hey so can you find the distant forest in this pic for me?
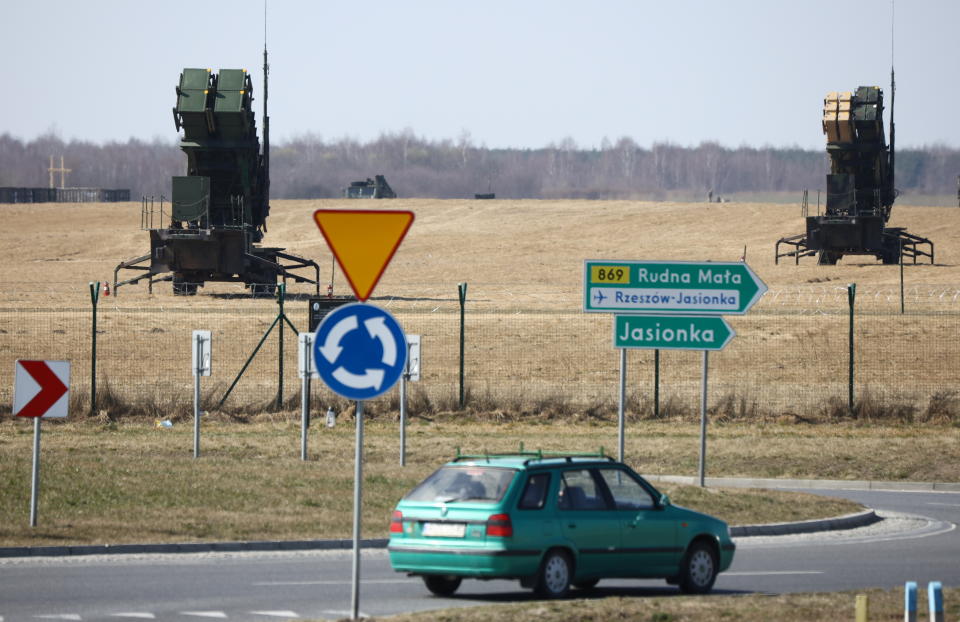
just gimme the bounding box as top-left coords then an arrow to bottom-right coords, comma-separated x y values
1,131 -> 958,202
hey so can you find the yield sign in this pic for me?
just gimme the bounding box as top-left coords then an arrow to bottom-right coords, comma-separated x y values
313,209 -> 414,301
13,360 -> 70,418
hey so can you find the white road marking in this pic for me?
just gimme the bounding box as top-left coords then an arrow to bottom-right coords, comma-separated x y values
35,616 -> 82,621
718,570 -> 823,578
180,613 -> 228,619
250,612 -> 299,618
254,578 -> 415,586
110,615 -> 156,619
927,502 -> 960,507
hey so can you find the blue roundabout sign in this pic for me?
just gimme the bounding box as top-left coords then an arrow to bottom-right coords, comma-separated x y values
312,303 -> 407,400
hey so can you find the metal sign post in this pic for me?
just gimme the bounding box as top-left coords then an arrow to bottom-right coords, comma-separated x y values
699,351 -> 709,487
192,330 -> 212,458
400,335 -> 420,466
617,348 -> 626,462
30,417 -> 41,527
298,332 -> 317,460
351,399 -> 364,621
399,372 -> 407,465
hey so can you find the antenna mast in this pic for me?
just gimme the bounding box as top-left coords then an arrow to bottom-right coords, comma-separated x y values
263,1 -> 270,205
889,0 -> 896,198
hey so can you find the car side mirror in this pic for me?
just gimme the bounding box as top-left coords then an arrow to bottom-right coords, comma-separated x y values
658,493 -> 671,508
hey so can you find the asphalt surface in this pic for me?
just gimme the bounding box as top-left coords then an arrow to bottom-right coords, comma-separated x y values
0,486 -> 956,621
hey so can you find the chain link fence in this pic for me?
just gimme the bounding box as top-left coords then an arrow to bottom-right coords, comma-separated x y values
1,285 -> 958,420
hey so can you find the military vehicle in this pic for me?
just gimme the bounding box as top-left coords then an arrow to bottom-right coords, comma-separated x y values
343,175 -> 397,199
776,72 -> 933,265
114,49 -> 319,295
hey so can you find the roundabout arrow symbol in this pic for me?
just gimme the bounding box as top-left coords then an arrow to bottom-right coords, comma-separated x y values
364,316 -> 397,366
333,366 -> 386,390
319,315 -> 358,364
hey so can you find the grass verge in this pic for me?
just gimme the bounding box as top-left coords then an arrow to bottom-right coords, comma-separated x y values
0,418 -> 877,547
347,587 -> 960,622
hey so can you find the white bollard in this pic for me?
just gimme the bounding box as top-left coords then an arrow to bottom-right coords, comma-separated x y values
928,582 -> 943,622
904,581 -> 917,622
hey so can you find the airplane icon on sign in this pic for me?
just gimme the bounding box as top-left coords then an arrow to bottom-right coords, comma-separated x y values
593,291 -> 607,304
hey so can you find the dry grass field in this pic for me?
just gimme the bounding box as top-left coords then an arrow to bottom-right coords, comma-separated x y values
1,197 -> 958,418
0,197 -> 959,308
355,587 -> 960,622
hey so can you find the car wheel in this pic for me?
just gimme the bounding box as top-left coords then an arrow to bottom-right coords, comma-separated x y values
534,549 -> 572,598
678,541 -> 718,594
573,578 -> 599,591
422,574 -> 462,596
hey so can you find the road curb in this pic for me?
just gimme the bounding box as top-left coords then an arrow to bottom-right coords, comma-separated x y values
3,475 -> 955,559
730,509 -> 880,537
0,538 -> 389,559
643,474 -> 960,493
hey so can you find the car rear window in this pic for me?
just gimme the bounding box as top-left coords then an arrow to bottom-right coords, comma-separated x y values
404,466 -> 517,503
517,472 -> 551,510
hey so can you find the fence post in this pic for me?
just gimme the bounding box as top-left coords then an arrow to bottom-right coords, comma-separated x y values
276,283 -> 285,410
458,282 -> 467,409
88,281 -> 100,414
900,238 -> 905,314
847,282 -> 856,416
654,349 -> 660,418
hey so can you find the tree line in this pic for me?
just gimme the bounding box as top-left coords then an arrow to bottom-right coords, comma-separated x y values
1,131 -> 957,201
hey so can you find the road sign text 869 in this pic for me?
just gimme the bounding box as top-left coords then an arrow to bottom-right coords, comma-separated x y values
590,265 -> 629,284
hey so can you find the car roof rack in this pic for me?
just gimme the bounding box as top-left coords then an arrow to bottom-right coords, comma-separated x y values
452,442 -> 616,465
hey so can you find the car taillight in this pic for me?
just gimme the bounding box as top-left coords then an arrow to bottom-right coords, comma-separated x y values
486,513 -> 513,537
390,510 -> 403,533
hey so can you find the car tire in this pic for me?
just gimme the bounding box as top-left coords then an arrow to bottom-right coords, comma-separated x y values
678,541 -> 718,594
573,578 -> 599,591
422,574 -> 462,596
534,549 -> 572,598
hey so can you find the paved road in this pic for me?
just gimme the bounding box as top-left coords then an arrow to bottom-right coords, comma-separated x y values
0,488 -> 956,621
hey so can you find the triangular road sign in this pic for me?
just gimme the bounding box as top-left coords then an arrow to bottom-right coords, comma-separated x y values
313,209 -> 414,301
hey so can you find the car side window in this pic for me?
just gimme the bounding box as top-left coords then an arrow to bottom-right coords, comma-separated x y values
517,473 -> 550,510
597,468 -> 656,510
557,469 -> 610,511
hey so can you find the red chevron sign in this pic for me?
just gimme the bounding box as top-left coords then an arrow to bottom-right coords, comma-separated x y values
14,360 -> 70,418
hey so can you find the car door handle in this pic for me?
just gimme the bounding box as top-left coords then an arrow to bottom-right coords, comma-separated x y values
567,523 -> 577,529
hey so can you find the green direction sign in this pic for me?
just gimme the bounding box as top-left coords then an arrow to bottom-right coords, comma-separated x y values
584,259 -> 767,315
614,314 -> 734,351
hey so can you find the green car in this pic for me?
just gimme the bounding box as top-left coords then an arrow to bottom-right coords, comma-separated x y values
388,450 -> 735,598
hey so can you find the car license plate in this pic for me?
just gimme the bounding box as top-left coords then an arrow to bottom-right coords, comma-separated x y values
422,522 -> 466,537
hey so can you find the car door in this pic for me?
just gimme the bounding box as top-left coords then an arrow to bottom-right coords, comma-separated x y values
556,468 -> 622,576
596,468 -> 680,576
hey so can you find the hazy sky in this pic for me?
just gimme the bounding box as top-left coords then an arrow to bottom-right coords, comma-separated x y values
4,0 -> 959,150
